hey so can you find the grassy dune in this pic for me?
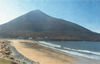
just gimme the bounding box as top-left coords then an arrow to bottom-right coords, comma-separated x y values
0,58 -> 13,64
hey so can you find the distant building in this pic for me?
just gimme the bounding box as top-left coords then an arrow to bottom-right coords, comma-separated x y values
17,36 -> 24,39
44,36 -> 48,39
29,37 -> 33,40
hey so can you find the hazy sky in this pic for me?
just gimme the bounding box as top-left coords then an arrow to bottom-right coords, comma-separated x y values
0,0 -> 100,33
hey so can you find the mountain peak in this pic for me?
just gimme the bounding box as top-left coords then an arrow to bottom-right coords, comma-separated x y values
27,10 -> 49,17
29,10 -> 42,13
29,10 -> 45,14
33,9 -> 42,12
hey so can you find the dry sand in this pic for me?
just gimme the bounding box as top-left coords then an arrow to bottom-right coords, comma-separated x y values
10,40 -> 72,64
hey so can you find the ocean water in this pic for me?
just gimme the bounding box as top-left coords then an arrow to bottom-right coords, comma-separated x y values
39,41 -> 100,60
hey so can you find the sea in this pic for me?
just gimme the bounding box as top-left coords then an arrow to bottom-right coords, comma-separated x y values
39,41 -> 100,60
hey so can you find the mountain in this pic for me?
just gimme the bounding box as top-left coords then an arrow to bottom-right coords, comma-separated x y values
0,10 -> 100,41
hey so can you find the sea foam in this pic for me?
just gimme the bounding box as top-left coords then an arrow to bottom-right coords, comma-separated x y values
39,41 -> 100,60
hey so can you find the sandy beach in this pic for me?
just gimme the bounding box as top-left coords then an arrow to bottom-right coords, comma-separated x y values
10,40 -> 72,64
8,39 -> 100,64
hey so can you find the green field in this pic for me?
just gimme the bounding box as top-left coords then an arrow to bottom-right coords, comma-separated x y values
0,58 -> 14,64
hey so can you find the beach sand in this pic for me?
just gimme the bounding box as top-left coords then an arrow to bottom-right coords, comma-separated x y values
10,40 -> 72,64
9,39 -> 100,64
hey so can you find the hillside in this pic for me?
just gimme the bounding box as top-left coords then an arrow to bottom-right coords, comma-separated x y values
0,10 -> 100,41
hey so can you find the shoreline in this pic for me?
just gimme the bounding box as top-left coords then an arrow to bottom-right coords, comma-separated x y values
0,39 -> 100,64
10,40 -> 73,64
38,41 -> 100,64
9,39 -> 100,64
38,41 -> 100,60
36,41 -> 100,64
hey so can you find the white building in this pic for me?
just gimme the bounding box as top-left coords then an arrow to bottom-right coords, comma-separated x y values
29,37 -> 33,40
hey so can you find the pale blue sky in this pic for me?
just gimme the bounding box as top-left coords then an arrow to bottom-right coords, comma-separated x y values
0,0 -> 100,33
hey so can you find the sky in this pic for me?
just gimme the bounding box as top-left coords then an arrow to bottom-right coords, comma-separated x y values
0,0 -> 100,33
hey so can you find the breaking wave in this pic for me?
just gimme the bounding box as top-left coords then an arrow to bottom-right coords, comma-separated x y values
39,41 -> 100,60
